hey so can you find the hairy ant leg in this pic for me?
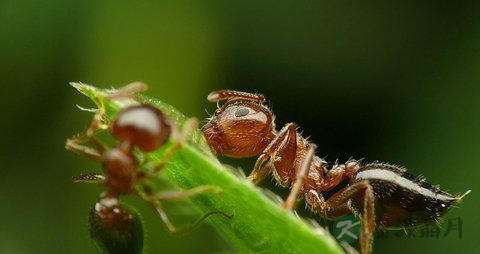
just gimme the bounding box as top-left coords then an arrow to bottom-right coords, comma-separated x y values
305,191 -> 351,220
249,123 -> 297,185
284,144 -> 316,209
306,181 -> 376,254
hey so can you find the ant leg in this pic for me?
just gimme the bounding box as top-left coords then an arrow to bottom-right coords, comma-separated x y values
154,185 -> 223,201
66,97 -> 108,161
72,173 -> 105,184
66,138 -> 103,161
284,144 -> 316,210
306,181 -> 376,254
149,118 -> 199,175
248,153 -> 273,184
305,190 -> 351,220
249,123 -> 297,185
207,90 -> 265,103
138,193 -> 232,235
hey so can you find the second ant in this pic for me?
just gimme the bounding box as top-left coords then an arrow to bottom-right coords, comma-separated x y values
202,89 -> 470,254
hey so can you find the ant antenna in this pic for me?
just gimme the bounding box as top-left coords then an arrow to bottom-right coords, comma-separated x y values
207,90 -> 265,103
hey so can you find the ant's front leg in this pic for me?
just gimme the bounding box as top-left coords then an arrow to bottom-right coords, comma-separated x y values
248,123 -> 297,186
66,97 -> 108,161
306,181 -> 376,254
284,144 -> 316,209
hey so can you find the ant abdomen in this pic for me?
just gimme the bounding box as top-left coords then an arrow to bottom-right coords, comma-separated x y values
112,104 -> 172,152
89,193 -> 143,254
350,163 -> 460,228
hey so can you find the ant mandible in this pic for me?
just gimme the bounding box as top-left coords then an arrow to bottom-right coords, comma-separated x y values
202,90 -> 470,254
67,83 -> 231,254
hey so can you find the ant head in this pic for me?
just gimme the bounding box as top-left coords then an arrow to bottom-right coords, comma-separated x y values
112,104 -> 171,152
203,91 -> 275,158
89,193 -> 143,254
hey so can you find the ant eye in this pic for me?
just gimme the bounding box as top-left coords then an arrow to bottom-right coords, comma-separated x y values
234,108 -> 250,118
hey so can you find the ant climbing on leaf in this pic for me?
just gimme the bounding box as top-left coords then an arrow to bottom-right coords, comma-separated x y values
202,90 -> 470,254
66,83 -> 232,254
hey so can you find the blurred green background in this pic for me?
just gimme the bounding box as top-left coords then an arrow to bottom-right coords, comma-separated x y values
0,1 -> 478,253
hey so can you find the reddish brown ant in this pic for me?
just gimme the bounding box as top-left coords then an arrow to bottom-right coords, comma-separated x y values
202,90 -> 470,254
67,83 -> 231,254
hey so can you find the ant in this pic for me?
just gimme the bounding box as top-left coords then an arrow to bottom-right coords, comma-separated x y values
66,83 -> 232,254
202,90 -> 470,254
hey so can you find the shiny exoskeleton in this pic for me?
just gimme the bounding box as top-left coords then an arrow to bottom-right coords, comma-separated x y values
67,84 -> 230,254
203,90 -> 470,254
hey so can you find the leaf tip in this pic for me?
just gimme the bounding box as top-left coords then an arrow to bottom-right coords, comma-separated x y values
70,81 -> 86,93
70,82 -> 99,98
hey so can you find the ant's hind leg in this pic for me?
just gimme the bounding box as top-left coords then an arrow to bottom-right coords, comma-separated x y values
306,181 -> 376,254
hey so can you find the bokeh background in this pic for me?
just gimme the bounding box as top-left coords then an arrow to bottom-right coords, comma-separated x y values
1,1 -> 479,253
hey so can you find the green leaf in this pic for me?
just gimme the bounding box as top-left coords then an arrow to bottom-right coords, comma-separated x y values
69,82 -> 344,254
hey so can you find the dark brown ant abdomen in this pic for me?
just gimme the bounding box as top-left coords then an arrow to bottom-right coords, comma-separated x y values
350,163 -> 458,228
89,193 -> 143,254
